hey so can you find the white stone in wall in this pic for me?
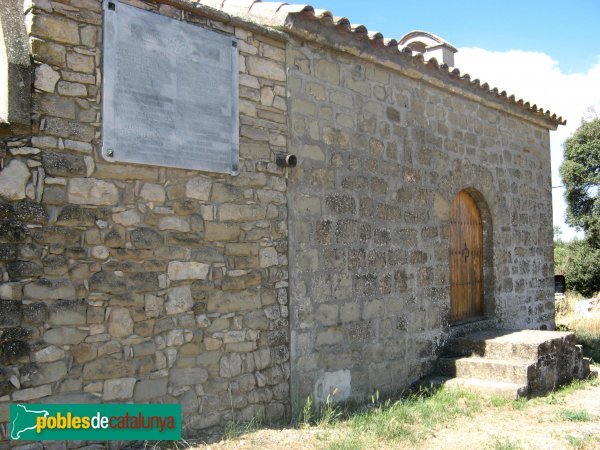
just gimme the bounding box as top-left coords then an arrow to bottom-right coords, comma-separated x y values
9,147 -> 41,156
0,283 -> 21,300
68,178 -> 119,205
219,353 -> 242,378
108,308 -> 134,338
0,160 -> 30,200
91,245 -> 110,260
35,64 -> 60,93
112,209 -> 141,226
145,294 -> 161,318
259,247 -> 278,268
165,286 -> 193,315
166,330 -> 184,347
185,177 -> 211,200
103,378 -> 137,401
33,346 -> 65,363
158,216 -> 190,232
140,183 -> 166,203
167,261 -> 209,281
84,156 -> 94,176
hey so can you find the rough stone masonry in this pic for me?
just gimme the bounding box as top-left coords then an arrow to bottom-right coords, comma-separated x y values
0,0 -> 564,443
0,0 -> 291,439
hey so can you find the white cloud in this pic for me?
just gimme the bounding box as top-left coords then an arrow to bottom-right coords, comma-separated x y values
455,49 -> 600,241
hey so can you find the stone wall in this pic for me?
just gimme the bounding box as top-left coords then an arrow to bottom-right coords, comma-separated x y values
286,38 -> 555,407
0,0 -> 291,438
0,0 -> 559,440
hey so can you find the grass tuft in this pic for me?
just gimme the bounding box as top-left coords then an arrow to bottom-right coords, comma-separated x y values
564,433 -> 600,449
488,435 -> 524,450
325,386 -> 481,448
490,396 -> 510,407
297,390 -> 343,429
317,391 -> 343,427
558,408 -> 593,422
511,398 -> 528,410
297,395 -> 314,428
222,416 -> 263,440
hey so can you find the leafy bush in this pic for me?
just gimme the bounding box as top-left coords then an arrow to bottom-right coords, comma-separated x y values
559,118 -> 600,248
554,239 -> 600,297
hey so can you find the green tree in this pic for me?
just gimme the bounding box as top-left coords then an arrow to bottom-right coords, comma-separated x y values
559,118 -> 600,247
560,240 -> 600,297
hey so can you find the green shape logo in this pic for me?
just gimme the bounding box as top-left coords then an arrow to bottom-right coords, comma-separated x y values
9,403 -> 181,440
10,404 -> 50,439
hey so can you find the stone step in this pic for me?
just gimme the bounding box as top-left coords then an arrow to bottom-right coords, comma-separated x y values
437,356 -> 534,384
424,375 -> 528,399
448,329 -> 576,361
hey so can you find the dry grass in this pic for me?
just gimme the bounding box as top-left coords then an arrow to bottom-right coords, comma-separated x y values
555,292 -> 581,318
556,292 -> 600,363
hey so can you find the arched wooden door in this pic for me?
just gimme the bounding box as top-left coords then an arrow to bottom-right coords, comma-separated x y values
450,191 -> 483,322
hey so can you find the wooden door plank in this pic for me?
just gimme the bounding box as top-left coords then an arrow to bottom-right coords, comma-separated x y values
450,191 -> 483,321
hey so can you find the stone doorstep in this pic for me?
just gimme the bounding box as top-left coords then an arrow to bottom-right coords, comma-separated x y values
424,375 -> 529,399
447,329 -> 576,361
427,329 -> 593,399
437,356 -> 534,385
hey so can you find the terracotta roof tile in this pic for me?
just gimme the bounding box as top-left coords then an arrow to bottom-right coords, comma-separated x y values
201,0 -> 565,128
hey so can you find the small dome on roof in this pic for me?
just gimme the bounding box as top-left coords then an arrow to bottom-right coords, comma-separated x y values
399,30 -> 457,66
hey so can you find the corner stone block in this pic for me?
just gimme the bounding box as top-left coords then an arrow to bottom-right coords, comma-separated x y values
167,261 -> 210,281
247,56 -> 285,81
31,15 -> 80,46
68,178 -> 119,206
165,286 -> 194,315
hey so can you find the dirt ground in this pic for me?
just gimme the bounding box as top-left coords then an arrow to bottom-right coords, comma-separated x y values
197,381 -> 600,450
420,383 -> 600,450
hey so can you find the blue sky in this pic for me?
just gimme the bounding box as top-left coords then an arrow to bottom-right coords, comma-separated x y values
309,0 -> 600,240
311,0 -> 600,73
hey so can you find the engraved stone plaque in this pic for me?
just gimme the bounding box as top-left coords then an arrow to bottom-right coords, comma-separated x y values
102,0 -> 239,175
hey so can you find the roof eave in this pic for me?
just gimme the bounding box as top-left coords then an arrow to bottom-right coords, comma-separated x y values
279,12 -> 565,130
